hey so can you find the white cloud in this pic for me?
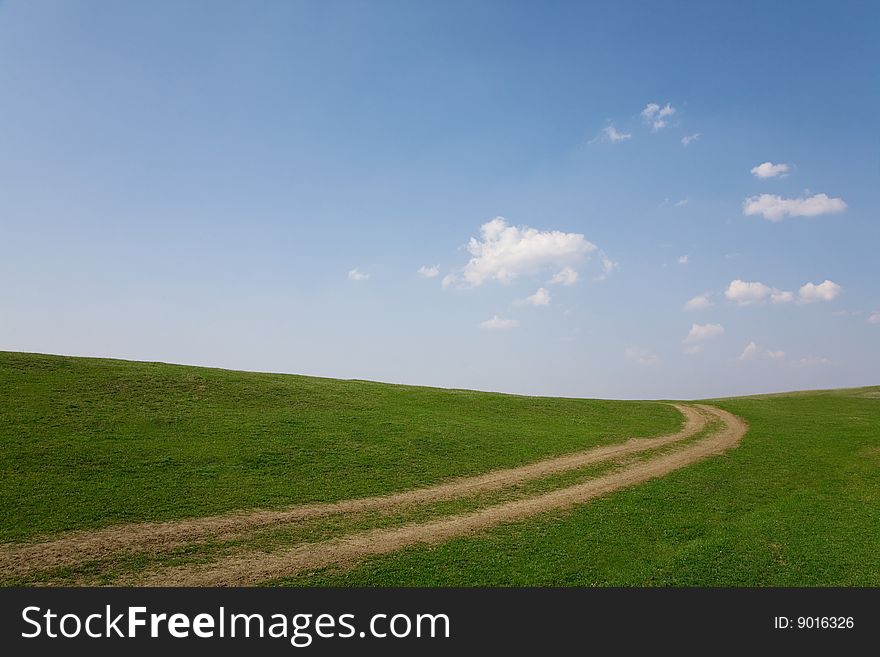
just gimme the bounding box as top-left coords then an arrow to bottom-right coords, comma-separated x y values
592,123 -> 632,143
417,265 -> 440,278
739,341 -> 786,361
624,346 -> 660,365
677,255 -> 689,265
479,315 -> 519,330
455,217 -> 598,287
681,133 -> 700,146
599,251 -> 618,276
798,280 -> 842,303
867,311 -> 880,325
739,341 -> 760,361
750,162 -> 790,179
791,356 -> 831,368
725,279 -> 773,305
641,102 -> 676,130
725,278 -> 840,305
724,279 -> 794,306
771,290 -> 794,304
441,273 -> 457,289
683,345 -> 704,355
674,198 -> 689,207
550,266 -> 579,286
742,193 -> 847,221
684,323 -> 725,343
684,294 -> 713,311
347,268 -> 370,281
525,287 -> 551,306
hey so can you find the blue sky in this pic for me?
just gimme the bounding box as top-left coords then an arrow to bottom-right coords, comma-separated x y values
1,0 -> 878,398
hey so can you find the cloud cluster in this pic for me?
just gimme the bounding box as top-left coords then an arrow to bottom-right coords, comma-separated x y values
417,265 -> 439,278
449,217 -> 597,287
750,162 -> 789,179
743,193 -> 847,221
641,102 -> 676,130
724,279 -> 840,305
725,280 -> 787,305
798,280 -> 842,303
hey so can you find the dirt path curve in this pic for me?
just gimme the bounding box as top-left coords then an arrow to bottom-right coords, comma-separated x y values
1,404 -> 707,578
131,405 -> 746,586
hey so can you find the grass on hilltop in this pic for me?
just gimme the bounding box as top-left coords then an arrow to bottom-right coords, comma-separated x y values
277,387 -> 880,586
0,351 -> 678,543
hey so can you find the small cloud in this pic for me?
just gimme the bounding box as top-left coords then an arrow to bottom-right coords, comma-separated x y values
725,279 -> 794,306
798,280 -> 842,303
724,252 -> 741,260
739,341 -> 786,361
591,123 -> 632,143
868,311 -> 880,325
624,346 -> 660,365
678,255 -> 689,265
683,345 -> 704,355
750,161 -> 790,179
347,268 -> 370,281
771,290 -> 794,304
684,294 -> 713,311
599,251 -> 618,275
641,102 -> 676,130
725,279 -> 772,305
417,265 -> 440,278
684,323 -> 725,343
453,217 -> 598,287
524,287 -> 551,307
674,198 -> 689,207
441,274 -> 457,289
479,315 -> 519,330
681,133 -> 701,146
791,356 -> 831,368
743,193 -> 846,221
550,266 -> 579,286
739,341 -> 760,361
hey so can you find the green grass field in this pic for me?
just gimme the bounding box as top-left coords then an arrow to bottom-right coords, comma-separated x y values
0,351 -> 678,543
1,351 -> 878,586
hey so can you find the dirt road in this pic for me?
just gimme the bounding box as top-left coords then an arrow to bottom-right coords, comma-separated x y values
0,404 -> 710,578
128,404 -> 746,586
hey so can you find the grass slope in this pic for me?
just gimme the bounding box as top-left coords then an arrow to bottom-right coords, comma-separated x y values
0,351 -> 679,543
281,387 -> 880,586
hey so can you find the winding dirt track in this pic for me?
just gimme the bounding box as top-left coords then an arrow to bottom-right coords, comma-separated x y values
1,404 -> 709,578
128,404 -> 746,586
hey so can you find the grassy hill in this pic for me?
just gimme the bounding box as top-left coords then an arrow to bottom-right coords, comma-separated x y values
0,351 -> 678,543
1,351 -> 877,586
283,387 -> 880,587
